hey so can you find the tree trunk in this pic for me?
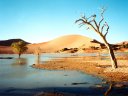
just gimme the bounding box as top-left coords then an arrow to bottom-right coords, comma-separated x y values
106,44 -> 118,69
101,36 -> 118,69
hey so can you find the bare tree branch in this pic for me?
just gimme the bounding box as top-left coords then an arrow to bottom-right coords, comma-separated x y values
88,14 -> 96,23
89,20 -> 94,23
99,7 -> 106,27
87,14 -> 96,20
87,23 -> 98,32
81,14 -> 86,20
101,24 -> 106,33
104,22 -> 109,37
78,22 -> 85,28
75,19 -> 86,24
76,18 -> 98,33
87,14 -> 100,32
94,20 -> 99,31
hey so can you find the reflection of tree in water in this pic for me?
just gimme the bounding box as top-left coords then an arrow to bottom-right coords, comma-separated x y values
12,58 -> 27,66
36,54 -> 40,64
104,81 -> 127,96
104,82 -> 113,96
34,47 -> 41,64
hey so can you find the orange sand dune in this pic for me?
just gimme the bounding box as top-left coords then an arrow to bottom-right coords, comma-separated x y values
0,46 -> 13,54
27,34 -> 100,53
0,35 -> 127,54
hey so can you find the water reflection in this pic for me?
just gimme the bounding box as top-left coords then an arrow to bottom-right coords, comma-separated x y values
12,58 -> 27,66
104,82 -> 113,96
104,81 -> 128,96
35,54 -> 40,64
0,54 -> 128,95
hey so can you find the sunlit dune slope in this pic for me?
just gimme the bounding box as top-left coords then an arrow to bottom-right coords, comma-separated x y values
27,35 -> 100,53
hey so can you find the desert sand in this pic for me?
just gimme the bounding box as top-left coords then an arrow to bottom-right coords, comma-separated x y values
0,46 -> 13,54
27,35 -> 101,53
0,35 -> 128,54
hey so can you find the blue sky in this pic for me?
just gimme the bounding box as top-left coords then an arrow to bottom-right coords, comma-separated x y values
0,0 -> 128,43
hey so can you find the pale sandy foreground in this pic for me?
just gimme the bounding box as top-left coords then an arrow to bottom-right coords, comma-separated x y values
32,57 -> 128,82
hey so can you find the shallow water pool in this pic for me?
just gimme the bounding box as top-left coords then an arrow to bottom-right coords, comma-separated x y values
0,54 -> 128,96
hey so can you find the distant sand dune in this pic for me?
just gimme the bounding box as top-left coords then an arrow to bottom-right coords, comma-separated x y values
27,34 -> 100,53
0,35 -> 127,54
0,46 -> 13,54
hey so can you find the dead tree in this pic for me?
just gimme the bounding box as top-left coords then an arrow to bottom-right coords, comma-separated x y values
76,8 -> 118,69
